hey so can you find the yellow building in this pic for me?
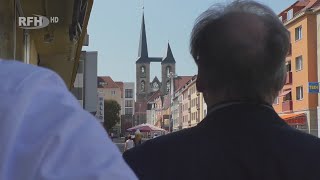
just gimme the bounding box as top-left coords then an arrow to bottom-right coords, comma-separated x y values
0,0 -> 93,88
275,1 -> 319,136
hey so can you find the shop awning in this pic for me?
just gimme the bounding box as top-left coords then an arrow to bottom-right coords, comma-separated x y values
280,113 -> 306,125
279,89 -> 292,97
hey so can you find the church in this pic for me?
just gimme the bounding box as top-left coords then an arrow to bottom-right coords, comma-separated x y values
134,13 -> 177,125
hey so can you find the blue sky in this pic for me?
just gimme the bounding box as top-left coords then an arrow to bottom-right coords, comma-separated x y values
84,0 -> 296,82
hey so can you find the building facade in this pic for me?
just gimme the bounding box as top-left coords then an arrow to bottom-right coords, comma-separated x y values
97,76 -> 122,135
0,0 -> 93,88
121,82 -> 135,134
71,51 -> 98,115
276,1 -> 319,136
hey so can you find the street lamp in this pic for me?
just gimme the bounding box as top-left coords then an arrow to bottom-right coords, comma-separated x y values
168,72 -> 178,133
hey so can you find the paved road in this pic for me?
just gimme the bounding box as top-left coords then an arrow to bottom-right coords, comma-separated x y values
112,138 -> 125,153
112,138 -> 149,154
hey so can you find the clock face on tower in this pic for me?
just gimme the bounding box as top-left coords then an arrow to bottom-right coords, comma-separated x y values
153,82 -> 159,88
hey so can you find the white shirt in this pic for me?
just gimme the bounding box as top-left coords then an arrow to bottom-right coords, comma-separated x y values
125,140 -> 134,150
0,60 -> 137,180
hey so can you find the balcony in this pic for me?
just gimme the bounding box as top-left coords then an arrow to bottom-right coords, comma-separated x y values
287,43 -> 292,56
282,100 -> 293,112
285,72 -> 292,85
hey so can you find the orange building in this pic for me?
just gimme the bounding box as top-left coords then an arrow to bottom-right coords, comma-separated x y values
275,0 -> 319,136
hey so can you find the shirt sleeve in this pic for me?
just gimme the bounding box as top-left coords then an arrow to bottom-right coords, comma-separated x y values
4,68 -> 138,180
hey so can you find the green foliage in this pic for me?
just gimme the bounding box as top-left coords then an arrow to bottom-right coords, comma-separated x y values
103,100 -> 121,131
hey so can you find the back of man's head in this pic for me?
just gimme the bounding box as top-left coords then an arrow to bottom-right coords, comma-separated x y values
190,0 -> 289,104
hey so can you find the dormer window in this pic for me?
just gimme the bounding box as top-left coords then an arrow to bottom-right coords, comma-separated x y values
279,16 -> 283,22
287,9 -> 293,20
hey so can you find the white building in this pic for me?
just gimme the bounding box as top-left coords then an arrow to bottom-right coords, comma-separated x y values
72,50 -> 98,115
121,82 -> 135,133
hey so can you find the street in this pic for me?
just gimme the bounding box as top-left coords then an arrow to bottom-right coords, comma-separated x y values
113,138 -> 125,153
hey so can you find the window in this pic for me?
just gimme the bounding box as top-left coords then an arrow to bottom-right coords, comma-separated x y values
111,90 -> 116,95
141,80 -> 145,92
273,97 -> 279,105
166,66 -> 171,77
296,86 -> 303,100
125,108 -> 133,115
166,81 -> 170,92
141,66 -> 146,77
295,26 -> 302,40
125,100 -> 133,107
125,89 -> 133,98
295,56 -> 303,71
287,9 -> 293,20
286,61 -> 291,72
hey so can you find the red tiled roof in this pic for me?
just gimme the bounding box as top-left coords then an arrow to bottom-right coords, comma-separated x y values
115,82 -> 124,98
97,76 -> 120,89
278,0 -> 320,18
174,76 -> 193,93
147,90 -> 162,102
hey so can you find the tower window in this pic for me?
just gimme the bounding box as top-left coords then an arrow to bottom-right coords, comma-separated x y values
141,66 -> 146,77
166,66 -> 171,77
166,81 -> 170,92
141,80 -> 145,92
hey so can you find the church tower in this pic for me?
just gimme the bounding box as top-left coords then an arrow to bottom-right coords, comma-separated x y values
136,13 -> 151,101
161,43 -> 176,94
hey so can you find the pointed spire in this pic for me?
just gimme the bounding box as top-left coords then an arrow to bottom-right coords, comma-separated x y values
138,13 -> 148,58
162,42 -> 176,64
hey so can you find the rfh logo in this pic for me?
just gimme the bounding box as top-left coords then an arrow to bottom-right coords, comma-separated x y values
18,15 -> 59,29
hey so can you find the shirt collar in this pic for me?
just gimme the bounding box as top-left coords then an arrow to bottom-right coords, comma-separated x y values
207,100 -> 274,116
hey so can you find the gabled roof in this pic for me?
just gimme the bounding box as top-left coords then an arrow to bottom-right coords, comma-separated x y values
151,76 -> 160,84
97,76 -> 120,89
147,90 -> 162,102
174,76 -> 193,93
162,43 -> 176,64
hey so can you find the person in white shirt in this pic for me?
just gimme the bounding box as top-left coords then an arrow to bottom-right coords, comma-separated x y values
124,136 -> 134,151
0,60 -> 137,180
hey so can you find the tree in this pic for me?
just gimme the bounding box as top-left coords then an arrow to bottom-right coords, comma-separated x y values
103,100 -> 121,132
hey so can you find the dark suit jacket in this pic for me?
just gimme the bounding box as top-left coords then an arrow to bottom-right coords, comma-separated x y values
123,102 -> 320,180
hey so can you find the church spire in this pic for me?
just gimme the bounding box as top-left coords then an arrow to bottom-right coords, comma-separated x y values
138,12 -> 148,58
162,42 -> 176,64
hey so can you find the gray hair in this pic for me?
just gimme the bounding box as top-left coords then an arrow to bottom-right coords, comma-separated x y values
190,0 -> 289,103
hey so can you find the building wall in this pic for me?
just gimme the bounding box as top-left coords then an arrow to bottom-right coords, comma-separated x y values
122,82 -> 135,115
83,51 -> 98,113
189,83 -> 198,127
181,90 -> 189,129
136,63 -> 151,101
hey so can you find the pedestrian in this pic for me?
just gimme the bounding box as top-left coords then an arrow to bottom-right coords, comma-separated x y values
124,135 -> 134,152
134,129 -> 142,146
123,1 -> 320,179
0,60 -> 137,179
111,132 -> 114,142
